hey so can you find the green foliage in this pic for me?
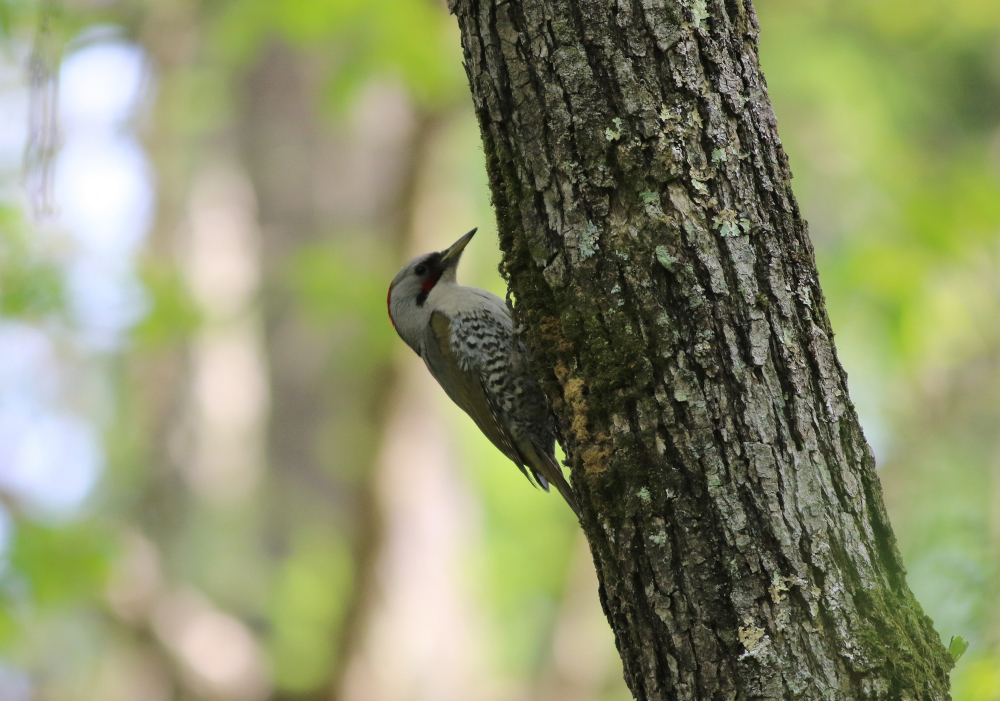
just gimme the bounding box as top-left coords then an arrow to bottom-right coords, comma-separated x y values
285,236 -> 397,369
212,0 -> 465,110
7,521 -> 113,608
0,0 -> 49,41
0,519 -> 115,650
268,528 -> 354,691
130,262 -> 201,347
0,1 -> 11,38
950,636 -> 970,663
759,0 -> 1000,445
954,653 -> 1000,700
0,210 -> 62,318
456,418 -> 578,674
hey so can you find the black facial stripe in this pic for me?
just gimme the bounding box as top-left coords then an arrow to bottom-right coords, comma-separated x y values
415,253 -> 445,307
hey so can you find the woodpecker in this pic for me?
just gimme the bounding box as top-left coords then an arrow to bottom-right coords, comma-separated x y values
387,229 -> 579,516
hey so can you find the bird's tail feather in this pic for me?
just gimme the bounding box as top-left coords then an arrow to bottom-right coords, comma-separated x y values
523,444 -> 579,518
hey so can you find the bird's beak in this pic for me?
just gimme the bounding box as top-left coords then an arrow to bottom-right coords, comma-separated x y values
440,228 -> 477,267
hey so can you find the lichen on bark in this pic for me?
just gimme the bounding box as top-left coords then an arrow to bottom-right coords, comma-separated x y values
452,0 -> 954,698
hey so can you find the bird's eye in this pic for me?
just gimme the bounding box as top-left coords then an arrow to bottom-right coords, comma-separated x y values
414,264 -> 427,276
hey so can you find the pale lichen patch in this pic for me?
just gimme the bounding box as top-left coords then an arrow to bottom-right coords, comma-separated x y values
738,623 -> 768,659
689,0 -> 708,28
655,245 -> 677,270
580,221 -> 600,259
769,574 -> 797,604
605,117 -> 623,141
567,221 -> 601,264
713,208 -> 740,238
641,189 -> 666,219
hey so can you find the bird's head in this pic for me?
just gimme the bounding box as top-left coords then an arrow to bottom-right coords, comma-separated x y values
387,228 -> 476,347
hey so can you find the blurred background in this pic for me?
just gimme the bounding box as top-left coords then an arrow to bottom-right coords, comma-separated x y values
0,0 -> 996,699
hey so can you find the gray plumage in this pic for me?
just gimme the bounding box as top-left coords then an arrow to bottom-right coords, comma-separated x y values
387,229 -> 578,516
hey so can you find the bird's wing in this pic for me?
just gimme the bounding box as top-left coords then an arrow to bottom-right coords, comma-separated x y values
423,311 -> 536,486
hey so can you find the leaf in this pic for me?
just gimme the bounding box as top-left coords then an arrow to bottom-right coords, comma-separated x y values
948,636 -> 969,663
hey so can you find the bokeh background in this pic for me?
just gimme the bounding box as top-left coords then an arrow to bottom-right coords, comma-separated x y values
0,0 -> 997,699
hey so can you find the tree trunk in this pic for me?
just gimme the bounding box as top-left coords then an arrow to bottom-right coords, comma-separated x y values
449,0 -> 953,698
239,42 -> 434,699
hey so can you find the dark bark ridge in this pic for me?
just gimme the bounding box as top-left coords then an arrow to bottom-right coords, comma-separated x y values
450,0 -> 953,698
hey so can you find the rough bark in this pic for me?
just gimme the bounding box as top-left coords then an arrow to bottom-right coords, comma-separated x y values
449,0 -> 954,698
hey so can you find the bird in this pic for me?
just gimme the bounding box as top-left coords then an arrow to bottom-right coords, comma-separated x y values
387,228 -> 579,517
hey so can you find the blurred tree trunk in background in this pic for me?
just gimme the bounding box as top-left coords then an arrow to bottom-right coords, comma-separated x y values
238,42 -> 437,700
451,0 -> 954,698
102,4 -> 206,697
318,112 -> 443,701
